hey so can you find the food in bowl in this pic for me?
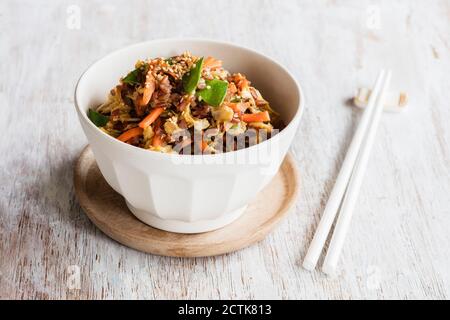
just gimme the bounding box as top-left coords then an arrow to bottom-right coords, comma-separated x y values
75,39 -> 303,233
88,52 -> 283,154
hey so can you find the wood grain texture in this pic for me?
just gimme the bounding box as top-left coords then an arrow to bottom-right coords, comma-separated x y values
74,147 -> 299,257
1,0 -> 450,299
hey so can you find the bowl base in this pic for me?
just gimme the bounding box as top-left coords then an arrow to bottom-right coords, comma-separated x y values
126,201 -> 248,234
73,146 -> 299,257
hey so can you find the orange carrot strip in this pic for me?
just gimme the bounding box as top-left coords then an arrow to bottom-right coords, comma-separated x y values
138,107 -> 165,129
227,102 -> 241,113
152,133 -> 163,147
232,73 -> 249,90
197,131 -> 208,153
241,111 -> 270,123
204,56 -> 222,69
117,127 -> 143,142
238,78 -> 249,90
201,140 -> 208,152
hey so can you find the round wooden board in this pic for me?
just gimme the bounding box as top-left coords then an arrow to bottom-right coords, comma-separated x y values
74,146 -> 300,257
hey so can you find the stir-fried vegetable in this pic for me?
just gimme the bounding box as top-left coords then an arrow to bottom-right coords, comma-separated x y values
122,68 -> 141,85
88,52 -> 282,154
139,107 -> 164,129
117,127 -> 143,142
203,56 -> 222,69
241,111 -> 270,123
151,132 -> 163,147
88,109 -> 109,127
182,57 -> 204,94
197,79 -> 228,107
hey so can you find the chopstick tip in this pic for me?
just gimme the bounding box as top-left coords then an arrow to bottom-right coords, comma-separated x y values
302,259 -> 316,271
322,264 -> 338,277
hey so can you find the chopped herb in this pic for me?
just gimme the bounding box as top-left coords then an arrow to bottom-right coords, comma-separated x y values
88,109 -> 109,127
182,57 -> 204,94
231,96 -> 242,103
196,79 -> 228,107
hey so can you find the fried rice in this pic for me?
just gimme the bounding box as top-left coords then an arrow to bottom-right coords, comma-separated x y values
88,52 -> 282,154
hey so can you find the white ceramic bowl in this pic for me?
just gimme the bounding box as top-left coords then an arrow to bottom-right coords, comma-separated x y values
75,39 -> 304,233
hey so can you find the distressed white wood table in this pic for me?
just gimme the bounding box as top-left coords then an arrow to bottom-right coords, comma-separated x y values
1,0 -> 449,299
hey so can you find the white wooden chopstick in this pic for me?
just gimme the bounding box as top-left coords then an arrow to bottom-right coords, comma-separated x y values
302,70 -> 387,271
322,70 -> 392,275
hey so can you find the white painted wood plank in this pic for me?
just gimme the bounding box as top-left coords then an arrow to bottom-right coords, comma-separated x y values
1,0 -> 449,299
